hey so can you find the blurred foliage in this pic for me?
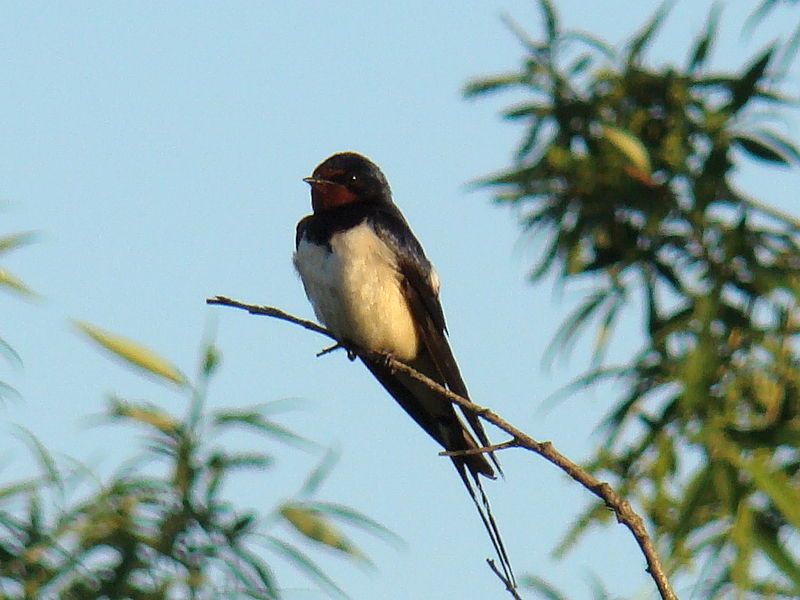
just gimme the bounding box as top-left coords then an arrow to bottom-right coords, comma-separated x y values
524,572 -> 617,600
467,1 -> 800,598
0,230 -> 37,301
0,326 -> 396,599
0,227 -> 37,403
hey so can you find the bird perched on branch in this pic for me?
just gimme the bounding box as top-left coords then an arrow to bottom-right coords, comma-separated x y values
293,151 -> 514,585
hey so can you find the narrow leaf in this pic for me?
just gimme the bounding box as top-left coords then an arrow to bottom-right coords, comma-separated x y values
0,231 -> 37,255
0,479 -> 39,501
298,501 -> 404,547
627,2 -> 673,64
299,449 -> 339,498
463,73 -> 526,98
522,575 -> 568,600
15,427 -> 62,492
0,335 -> 22,367
106,397 -> 180,436
688,3 -> 721,71
212,409 -> 315,449
73,320 -> 186,385
229,547 -> 279,599
753,129 -> 800,163
0,269 -> 37,298
537,0 -> 558,42
742,455 -> 800,530
752,516 -> 800,591
732,134 -> 791,166
729,46 -> 775,112
280,503 -> 364,560
743,0 -> 779,34
562,31 -> 616,59
266,536 -> 348,598
601,125 -> 652,173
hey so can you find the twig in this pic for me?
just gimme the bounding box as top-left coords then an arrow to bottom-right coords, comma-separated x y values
439,440 -> 518,458
207,296 -> 679,600
488,558 -> 524,600
316,342 -> 345,357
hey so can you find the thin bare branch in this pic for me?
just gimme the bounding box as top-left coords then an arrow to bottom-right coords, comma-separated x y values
488,558 -> 524,600
207,296 -> 678,600
439,440 -> 519,458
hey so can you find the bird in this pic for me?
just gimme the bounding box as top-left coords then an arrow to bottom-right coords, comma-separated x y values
293,151 -> 514,585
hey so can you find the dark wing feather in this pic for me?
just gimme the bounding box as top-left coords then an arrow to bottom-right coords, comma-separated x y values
370,210 -> 502,476
295,215 -> 313,249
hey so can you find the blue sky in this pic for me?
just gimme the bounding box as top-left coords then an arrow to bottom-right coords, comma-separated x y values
1,2 -> 798,599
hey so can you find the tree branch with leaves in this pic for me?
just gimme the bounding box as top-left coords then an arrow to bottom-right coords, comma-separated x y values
465,1 -> 800,597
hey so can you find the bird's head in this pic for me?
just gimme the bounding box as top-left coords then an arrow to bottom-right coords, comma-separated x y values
304,152 -> 392,213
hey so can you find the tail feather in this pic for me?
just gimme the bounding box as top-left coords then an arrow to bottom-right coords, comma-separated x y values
454,459 -> 516,589
360,355 -> 515,588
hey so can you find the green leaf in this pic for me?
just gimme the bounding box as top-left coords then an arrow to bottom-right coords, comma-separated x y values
752,515 -> 800,591
297,501 -> 404,548
687,3 -> 720,71
280,503 -> 364,560
522,575 -> 569,600
585,572 -> 611,599
627,2 -> 673,64
552,500 -> 609,558
0,335 -> 22,367
567,54 -> 593,76
106,397 -> 181,436
212,409 -> 315,449
227,547 -> 279,599
73,320 -> 186,385
672,464 -> 714,541
0,380 -> 21,402
544,290 -> 608,367
743,0 -> 780,34
15,427 -> 62,492
502,102 -> 552,121
729,46 -> 775,113
202,343 -> 220,377
537,0 -> 558,42
0,269 -> 37,298
207,451 -> 274,472
562,31 -> 615,59
0,231 -> 37,255
753,129 -> 800,163
0,478 -> 39,501
463,73 -> 526,97
601,125 -> 652,174
592,291 -> 624,362
732,134 -> 791,166
266,536 -> 348,598
741,454 -> 800,530
299,449 -> 339,497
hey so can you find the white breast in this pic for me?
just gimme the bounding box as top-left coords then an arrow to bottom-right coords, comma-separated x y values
293,221 -> 420,361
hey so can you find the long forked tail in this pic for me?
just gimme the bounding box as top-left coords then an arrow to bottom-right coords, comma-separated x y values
454,461 -> 517,589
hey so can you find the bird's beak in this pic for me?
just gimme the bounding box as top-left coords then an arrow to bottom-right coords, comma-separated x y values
303,176 -> 330,186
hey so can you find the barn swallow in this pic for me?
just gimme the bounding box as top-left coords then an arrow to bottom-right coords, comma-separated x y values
293,151 -> 514,585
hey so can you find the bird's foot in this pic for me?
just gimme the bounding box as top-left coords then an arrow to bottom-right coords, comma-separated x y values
382,352 -> 396,371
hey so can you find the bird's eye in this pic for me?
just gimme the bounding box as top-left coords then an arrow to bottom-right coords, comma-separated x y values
350,174 -> 358,182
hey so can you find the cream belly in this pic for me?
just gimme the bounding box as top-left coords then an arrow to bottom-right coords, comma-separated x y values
293,221 -> 420,361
